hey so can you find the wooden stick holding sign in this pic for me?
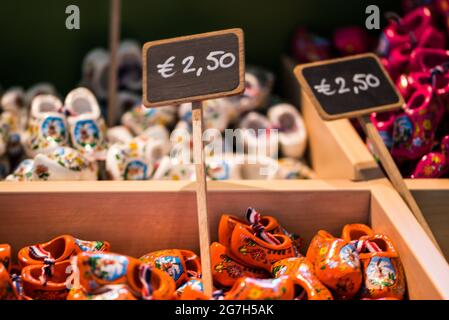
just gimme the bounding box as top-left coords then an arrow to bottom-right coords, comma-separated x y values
142,29 -> 245,296
295,53 -> 442,252
107,0 -> 121,127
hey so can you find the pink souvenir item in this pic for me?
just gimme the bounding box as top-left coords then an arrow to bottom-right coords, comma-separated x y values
370,112 -> 397,150
411,135 -> 449,178
397,68 -> 449,101
386,27 -> 445,79
333,26 -> 370,56
392,85 -> 445,161
291,27 -> 332,63
378,7 -> 434,57
410,48 -> 449,73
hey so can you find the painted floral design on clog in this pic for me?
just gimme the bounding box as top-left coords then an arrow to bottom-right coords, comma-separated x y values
40,117 -> 67,144
6,159 -> 35,181
88,254 -> 129,282
72,119 -> 100,149
75,239 -> 108,253
224,276 -> 294,300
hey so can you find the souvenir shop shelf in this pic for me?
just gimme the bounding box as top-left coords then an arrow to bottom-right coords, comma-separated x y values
0,179 -> 448,299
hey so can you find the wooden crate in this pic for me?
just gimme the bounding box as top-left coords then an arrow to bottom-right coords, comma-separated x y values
0,180 -> 448,299
406,180 -> 449,262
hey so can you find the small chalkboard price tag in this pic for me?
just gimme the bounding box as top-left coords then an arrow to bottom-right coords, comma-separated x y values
142,28 -> 245,107
295,53 -> 404,120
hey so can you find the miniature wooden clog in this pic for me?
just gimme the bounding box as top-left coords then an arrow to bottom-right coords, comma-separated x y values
306,230 -> 362,299
65,87 -> 107,161
341,224 -> 374,243
239,112 -> 278,159
0,263 -> 21,300
122,104 -> 177,135
21,260 -> 71,300
5,159 -> 34,181
24,95 -> 68,157
228,224 -> 295,272
392,85 -> 444,161
18,235 -> 110,268
224,276 -> 296,300
358,234 -> 406,300
33,147 -> 98,181
178,285 -> 211,300
174,278 -> 204,299
118,40 -> 142,92
219,209 -> 301,256
411,135 -> 449,178
218,213 -> 281,248
139,249 -> 201,288
210,242 -> 269,288
0,244 -> 11,271
267,103 -> 308,159
67,285 -> 138,300
81,48 -> 110,100
271,257 -> 333,300
76,252 -> 176,300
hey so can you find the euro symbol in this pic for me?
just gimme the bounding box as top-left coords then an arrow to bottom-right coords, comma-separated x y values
157,56 -> 176,78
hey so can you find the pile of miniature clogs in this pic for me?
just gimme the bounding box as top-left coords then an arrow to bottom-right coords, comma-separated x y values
371,2 -> 449,178
0,40 -> 314,181
1,208 -> 407,300
210,208 -> 406,300
0,235 -> 202,300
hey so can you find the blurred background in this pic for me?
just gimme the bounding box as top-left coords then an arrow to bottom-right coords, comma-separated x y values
0,0 -> 400,94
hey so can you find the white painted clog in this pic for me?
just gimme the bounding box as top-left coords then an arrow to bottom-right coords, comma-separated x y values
268,103 -> 307,158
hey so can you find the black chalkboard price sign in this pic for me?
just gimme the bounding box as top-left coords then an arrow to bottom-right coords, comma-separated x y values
295,53 -> 404,120
142,28 -> 245,107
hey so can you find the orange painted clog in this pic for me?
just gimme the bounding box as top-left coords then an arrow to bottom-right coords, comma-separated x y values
18,235 -> 110,268
219,208 -> 301,255
358,234 -> 406,300
0,264 -> 21,300
219,213 -> 280,248
228,224 -> 295,272
76,252 -> 176,300
341,224 -> 374,243
179,285 -> 211,300
174,278 -> 204,299
271,257 -> 333,300
67,285 -> 138,300
306,230 -> 362,299
140,249 -> 201,288
224,276 -> 296,300
21,260 -> 71,300
211,242 -> 269,288
0,244 -> 11,272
